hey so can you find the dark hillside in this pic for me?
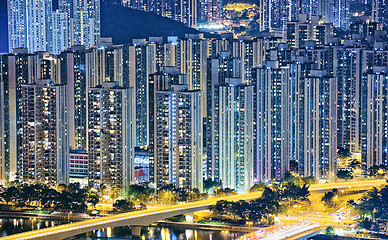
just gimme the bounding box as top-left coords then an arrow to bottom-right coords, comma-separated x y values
101,2 -> 216,44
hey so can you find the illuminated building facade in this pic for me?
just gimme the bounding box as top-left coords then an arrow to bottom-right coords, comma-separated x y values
52,10 -> 70,55
7,0 -> 53,53
8,0 -> 100,54
217,80 -> 254,191
304,70 -> 338,180
285,15 -> 333,49
149,73 -> 203,190
60,47 -> 88,151
0,50 -> 39,184
205,52 -> 243,181
372,0 -> 388,26
87,82 -> 135,190
361,67 -> 388,171
69,150 -> 88,181
255,63 -> 291,181
333,47 -> 362,154
318,0 -> 350,29
21,79 -> 69,185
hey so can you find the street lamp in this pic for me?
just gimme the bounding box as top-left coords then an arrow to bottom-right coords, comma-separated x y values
246,221 -> 253,228
68,211 -> 72,223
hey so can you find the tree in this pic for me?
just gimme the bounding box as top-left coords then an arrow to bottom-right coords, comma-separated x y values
203,178 -> 222,193
301,175 -> 317,185
321,189 -> 339,208
109,188 -> 119,201
297,184 -> 311,202
176,188 -> 189,202
128,184 -> 154,202
351,186 -> 388,231
282,171 -> 297,183
281,182 -> 300,202
0,186 -> 19,205
326,226 -> 335,235
210,185 -> 286,226
358,218 -> 374,230
249,183 -> 266,192
349,159 -> 361,170
261,187 -> 279,202
289,160 -> 299,174
41,188 -> 61,208
86,190 -> 100,208
157,188 -> 177,204
216,187 -> 237,196
188,188 -> 203,201
338,147 -> 351,158
210,200 -> 232,219
337,170 -> 354,179
368,164 -> 387,178
232,200 -> 250,220
139,202 -> 147,209
113,199 -> 135,211
247,199 -> 264,223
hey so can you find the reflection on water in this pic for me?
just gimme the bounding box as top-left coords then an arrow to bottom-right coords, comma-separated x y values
69,226 -> 242,240
0,218 -> 65,237
0,218 -> 243,240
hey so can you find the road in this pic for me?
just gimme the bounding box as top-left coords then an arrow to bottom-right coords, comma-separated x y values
1,179 -> 385,240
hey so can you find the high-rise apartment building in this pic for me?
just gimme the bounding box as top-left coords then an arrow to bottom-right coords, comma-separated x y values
128,42 -> 151,147
0,50 -> 40,184
72,0 -> 101,48
180,35 -> 209,117
350,17 -> 383,39
148,72 -> 203,190
286,59 -> 312,177
255,62 -> 291,181
59,47 -> 89,150
179,36 -> 208,91
8,0 -> 53,53
318,0 -> 350,29
206,53 -> 253,190
164,37 -> 180,68
21,79 -> 69,185
304,70 -> 338,180
206,53 -> 242,181
361,67 -> 388,172
52,10 -> 70,55
285,15 -> 333,49
8,0 -> 100,54
169,87 -> 203,190
333,47 -> 362,153
199,0 -> 223,23
87,82 -> 135,190
372,0 -> 388,27
217,79 -> 254,191
148,68 -> 187,185
258,0 -> 299,31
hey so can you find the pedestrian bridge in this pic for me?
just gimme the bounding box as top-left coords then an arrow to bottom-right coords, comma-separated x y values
1,179 -> 385,240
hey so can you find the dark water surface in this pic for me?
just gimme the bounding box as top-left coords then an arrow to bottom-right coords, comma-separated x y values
0,218 -> 243,240
0,218 -> 67,236
68,226 -> 243,240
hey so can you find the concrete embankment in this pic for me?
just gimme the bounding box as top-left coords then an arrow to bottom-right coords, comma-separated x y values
158,220 -> 261,233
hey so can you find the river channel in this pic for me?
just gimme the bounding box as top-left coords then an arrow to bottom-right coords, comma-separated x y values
0,218 -> 244,240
